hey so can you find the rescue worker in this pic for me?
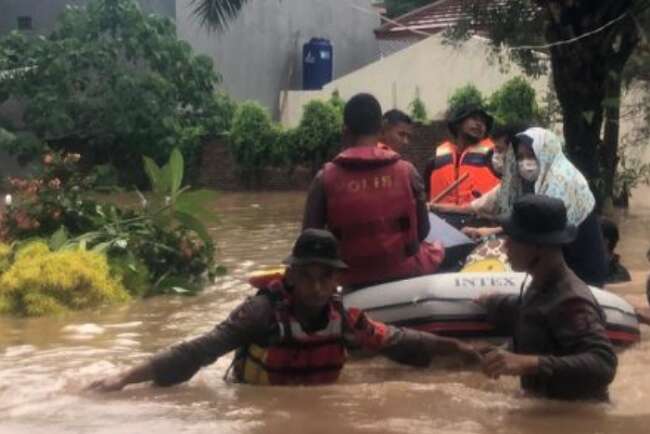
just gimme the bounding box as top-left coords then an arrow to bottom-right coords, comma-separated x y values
378,109 -> 414,153
477,195 -> 617,401
428,122 -> 525,218
87,229 -> 480,390
303,93 -> 445,289
424,104 -> 499,206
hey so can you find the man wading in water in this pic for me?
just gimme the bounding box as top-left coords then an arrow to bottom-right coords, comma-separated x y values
88,229 -> 480,390
477,195 -> 617,400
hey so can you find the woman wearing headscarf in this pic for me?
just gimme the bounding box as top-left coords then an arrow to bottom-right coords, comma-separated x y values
463,127 -> 608,287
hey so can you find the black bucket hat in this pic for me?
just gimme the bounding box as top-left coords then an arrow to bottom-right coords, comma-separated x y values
447,104 -> 494,137
497,194 -> 577,245
283,229 -> 348,269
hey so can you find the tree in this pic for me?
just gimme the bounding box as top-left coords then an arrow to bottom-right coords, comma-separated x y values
0,0 -> 230,185
448,0 -> 650,205
191,0 -> 252,30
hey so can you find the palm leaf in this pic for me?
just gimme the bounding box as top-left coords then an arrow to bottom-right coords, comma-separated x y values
191,0 -> 251,31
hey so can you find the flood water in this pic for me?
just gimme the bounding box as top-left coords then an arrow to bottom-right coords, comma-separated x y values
1,188 -> 650,434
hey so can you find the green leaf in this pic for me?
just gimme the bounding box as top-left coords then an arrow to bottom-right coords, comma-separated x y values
143,155 -> 164,193
91,241 -> 113,253
154,275 -> 200,295
48,227 -> 69,251
175,189 -> 219,223
174,210 -> 212,245
168,147 -> 184,196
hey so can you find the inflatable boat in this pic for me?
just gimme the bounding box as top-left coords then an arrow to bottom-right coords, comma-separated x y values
343,272 -> 640,347
249,215 -> 640,347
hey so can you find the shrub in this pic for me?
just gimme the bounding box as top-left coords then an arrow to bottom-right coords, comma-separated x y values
448,84 -> 485,113
0,241 -> 130,316
409,96 -> 428,123
0,148 -> 220,303
229,102 -> 281,177
329,90 -> 345,120
293,100 -> 342,173
488,77 -> 540,125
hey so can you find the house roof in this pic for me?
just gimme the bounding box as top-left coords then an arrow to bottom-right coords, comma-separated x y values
374,0 -> 468,40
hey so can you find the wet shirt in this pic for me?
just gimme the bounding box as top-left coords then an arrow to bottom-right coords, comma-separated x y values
485,268 -> 617,401
150,293 -> 432,386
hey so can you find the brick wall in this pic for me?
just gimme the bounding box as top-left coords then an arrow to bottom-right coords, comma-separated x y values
198,137 -> 313,191
401,120 -> 450,175
198,122 -> 451,191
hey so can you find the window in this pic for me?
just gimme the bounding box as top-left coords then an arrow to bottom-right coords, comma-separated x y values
17,16 -> 33,31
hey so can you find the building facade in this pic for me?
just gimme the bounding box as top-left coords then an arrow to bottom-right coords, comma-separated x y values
175,0 -> 380,118
0,0 -> 175,35
0,0 -> 381,119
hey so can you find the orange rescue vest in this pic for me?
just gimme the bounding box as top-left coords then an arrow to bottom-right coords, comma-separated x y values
429,139 -> 499,205
233,281 -> 347,386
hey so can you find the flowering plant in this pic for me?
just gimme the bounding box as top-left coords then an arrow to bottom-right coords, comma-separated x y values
0,148 -> 220,305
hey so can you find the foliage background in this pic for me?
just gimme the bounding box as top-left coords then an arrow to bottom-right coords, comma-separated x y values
0,0 -> 234,186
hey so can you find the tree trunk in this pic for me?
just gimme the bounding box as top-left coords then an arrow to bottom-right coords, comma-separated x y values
548,37 -> 606,203
602,74 -> 623,206
542,2 -> 639,206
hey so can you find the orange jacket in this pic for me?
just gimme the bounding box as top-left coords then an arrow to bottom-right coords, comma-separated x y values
428,139 -> 500,205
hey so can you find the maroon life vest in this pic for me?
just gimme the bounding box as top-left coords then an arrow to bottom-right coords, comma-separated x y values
322,146 -> 419,286
234,281 -> 347,386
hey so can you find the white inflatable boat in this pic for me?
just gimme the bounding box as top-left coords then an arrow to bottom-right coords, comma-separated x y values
343,272 -> 640,347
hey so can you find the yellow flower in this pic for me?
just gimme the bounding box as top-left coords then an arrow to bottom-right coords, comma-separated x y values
0,246 -> 130,317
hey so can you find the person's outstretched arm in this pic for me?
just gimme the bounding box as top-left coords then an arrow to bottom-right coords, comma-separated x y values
87,295 -> 273,392
344,308 -> 485,367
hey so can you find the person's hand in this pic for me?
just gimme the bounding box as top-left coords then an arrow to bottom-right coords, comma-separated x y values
462,227 -> 485,240
462,226 -> 500,240
454,341 -> 484,363
472,342 -> 498,356
481,349 -> 539,379
86,374 -> 127,393
635,306 -> 650,326
428,203 -> 452,213
428,203 -> 472,215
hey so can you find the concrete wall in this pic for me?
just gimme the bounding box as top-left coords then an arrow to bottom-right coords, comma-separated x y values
281,34 -> 551,127
0,0 -> 175,35
175,0 -> 380,119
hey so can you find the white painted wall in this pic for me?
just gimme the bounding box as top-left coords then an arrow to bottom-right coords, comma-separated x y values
176,0 -> 380,119
281,35 -> 550,127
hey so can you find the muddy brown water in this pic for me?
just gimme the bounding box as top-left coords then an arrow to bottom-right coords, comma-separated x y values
1,189 -> 650,434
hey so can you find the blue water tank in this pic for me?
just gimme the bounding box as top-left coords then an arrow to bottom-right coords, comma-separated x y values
303,38 -> 333,90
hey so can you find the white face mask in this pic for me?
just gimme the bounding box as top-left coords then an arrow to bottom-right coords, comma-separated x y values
491,152 -> 505,175
518,159 -> 540,182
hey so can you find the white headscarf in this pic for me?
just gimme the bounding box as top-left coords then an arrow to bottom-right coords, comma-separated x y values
495,127 -> 595,226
